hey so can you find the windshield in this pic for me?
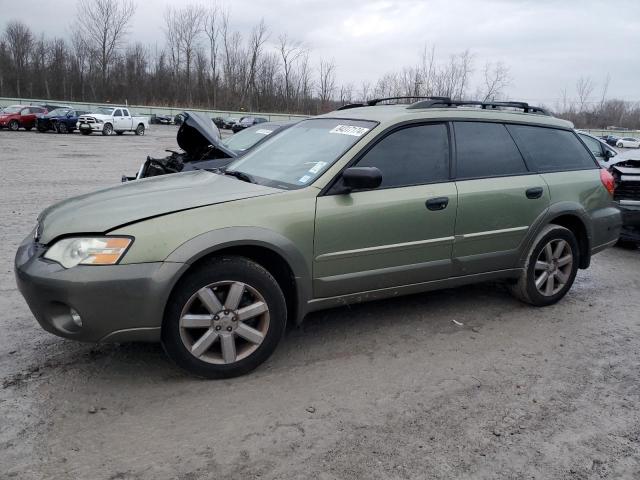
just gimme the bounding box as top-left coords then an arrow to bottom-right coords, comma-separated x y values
2,106 -> 22,114
94,107 -> 115,115
222,125 -> 280,152
226,118 -> 376,189
46,108 -> 71,117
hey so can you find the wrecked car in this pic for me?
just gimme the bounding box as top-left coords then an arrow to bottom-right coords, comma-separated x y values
122,111 -> 295,181
610,160 -> 640,243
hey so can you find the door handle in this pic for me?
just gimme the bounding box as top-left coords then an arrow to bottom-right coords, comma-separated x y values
526,187 -> 544,199
426,197 -> 449,211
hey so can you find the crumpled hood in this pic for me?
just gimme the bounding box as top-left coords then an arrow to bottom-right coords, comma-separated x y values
38,170 -> 281,244
177,111 -> 236,159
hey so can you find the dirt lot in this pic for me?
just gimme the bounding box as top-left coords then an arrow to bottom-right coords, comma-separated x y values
1,126 -> 639,479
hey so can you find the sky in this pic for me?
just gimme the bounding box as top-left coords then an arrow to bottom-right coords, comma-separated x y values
1,0 -> 639,106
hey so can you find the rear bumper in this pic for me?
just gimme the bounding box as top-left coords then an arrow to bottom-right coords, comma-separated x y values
14,236 -> 186,343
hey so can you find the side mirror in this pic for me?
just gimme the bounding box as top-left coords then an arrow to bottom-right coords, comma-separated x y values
604,149 -> 616,160
342,167 -> 383,191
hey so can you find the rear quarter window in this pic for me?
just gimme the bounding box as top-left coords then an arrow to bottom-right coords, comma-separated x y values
454,121 -> 528,179
506,125 -> 597,172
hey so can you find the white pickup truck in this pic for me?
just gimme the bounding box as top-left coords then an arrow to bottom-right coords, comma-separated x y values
77,106 -> 149,136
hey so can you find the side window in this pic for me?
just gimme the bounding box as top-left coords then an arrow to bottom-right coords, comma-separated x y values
30,107 -> 42,114
356,123 -> 449,188
114,109 -> 122,117
507,125 -> 597,172
122,109 -> 130,116
579,134 -> 603,158
454,122 -> 527,179
20,108 -> 30,115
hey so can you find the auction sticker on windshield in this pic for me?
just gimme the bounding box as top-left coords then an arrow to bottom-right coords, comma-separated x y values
255,129 -> 273,135
330,125 -> 370,136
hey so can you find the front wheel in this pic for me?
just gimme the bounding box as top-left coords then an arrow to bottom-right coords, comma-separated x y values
162,256 -> 287,378
57,122 -> 68,134
509,225 -> 579,306
9,120 -> 19,131
102,123 -> 113,136
135,124 -> 145,135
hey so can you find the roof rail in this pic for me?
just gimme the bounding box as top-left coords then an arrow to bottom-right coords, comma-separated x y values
407,99 -> 550,115
367,96 -> 451,106
336,96 -> 452,111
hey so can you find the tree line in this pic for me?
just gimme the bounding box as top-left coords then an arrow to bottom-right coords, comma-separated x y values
1,0 -> 638,127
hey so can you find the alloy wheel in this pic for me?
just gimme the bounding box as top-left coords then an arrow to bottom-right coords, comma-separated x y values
179,281 -> 270,365
534,239 -> 573,296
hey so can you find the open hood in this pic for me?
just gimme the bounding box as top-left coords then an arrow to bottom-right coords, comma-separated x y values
177,111 -> 237,160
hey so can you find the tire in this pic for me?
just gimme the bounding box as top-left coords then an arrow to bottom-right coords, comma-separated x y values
509,224 -> 579,306
135,124 -> 145,136
617,142 -> 623,148
57,122 -> 68,134
80,129 -> 91,135
115,131 -> 124,135
102,123 -> 113,136
9,120 -> 19,131
162,256 -> 287,379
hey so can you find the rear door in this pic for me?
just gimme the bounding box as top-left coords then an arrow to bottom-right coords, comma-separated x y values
314,122 -> 458,298
122,109 -> 133,129
452,121 -> 550,275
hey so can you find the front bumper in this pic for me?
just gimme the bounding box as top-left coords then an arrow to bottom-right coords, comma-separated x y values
618,202 -> 640,242
78,122 -> 104,131
14,236 -> 186,343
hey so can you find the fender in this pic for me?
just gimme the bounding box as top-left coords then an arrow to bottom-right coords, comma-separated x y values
517,201 -> 592,269
165,226 -> 313,322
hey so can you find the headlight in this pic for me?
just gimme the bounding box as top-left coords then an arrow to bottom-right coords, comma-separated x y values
96,119 -> 104,123
44,237 -> 132,268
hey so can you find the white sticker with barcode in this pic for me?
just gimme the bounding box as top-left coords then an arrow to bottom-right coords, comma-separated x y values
329,125 -> 370,136
255,129 -> 273,135
298,175 -> 312,184
308,161 -> 328,174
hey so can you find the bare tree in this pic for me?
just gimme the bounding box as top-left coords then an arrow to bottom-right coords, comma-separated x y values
175,4 -> 205,102
75,0 -> 136,91
576,76 -> 595,112
278,34 -> 304,110
480,61 -> 510,101
318,58 -> 336,112
241,19 -> 268,109
4,21 -> 33,96
204,3 -> 222,107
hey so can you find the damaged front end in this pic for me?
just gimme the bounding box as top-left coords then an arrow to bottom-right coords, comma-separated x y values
122,111 -> 237,182
610,159 -> 640,243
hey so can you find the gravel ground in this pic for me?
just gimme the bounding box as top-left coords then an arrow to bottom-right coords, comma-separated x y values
1,126 -> 639,479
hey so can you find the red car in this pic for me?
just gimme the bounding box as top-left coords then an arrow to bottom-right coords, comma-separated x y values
0,105 -> 47,131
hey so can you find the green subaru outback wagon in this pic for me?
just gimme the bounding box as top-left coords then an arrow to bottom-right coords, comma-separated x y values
15,98 -> 622,378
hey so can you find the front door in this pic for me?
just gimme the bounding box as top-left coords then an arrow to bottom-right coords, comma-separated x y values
451,121 -> 550,275
313,123 -> 458,298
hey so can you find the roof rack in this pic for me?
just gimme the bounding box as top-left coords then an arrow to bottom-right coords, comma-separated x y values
336,96 -> 452,111
407,99 -> 549,115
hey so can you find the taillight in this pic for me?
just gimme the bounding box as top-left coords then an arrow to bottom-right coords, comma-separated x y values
600,169 -> 615,196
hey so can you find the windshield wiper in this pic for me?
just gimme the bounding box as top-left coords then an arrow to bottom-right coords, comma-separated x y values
223,169 -> 255,184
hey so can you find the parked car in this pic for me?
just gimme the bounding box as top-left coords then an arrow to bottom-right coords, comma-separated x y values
36,107 -> 84,133
212,116 -> 225,128
15,98 -> 621,378
577,131 -> 617,167
600,135 -> 619,146
578,132 -> 640,244
616,137 -> 640,148
76,107 -> 149,136
151,114 -> 173,125
232,116 -> 268,133
0,105 -> 47,131
222,117 -> 238,129
123,113 -> 295,181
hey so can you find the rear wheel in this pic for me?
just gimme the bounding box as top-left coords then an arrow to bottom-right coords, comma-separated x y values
162,256 -> 287,378
9,120 -> 19,131
102,123 -> 113,136
135,124 -> 145,135
509,225 -> 579,306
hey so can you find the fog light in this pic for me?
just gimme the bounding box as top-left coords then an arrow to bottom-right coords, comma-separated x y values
70,308 -> 83,328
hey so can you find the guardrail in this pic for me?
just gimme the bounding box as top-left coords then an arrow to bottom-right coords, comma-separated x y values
0,97 -> 310,122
